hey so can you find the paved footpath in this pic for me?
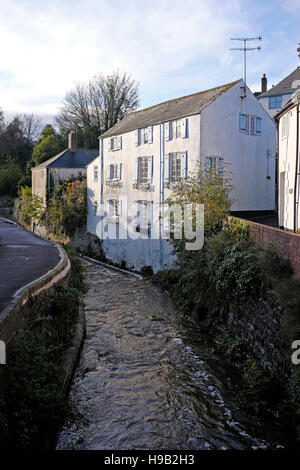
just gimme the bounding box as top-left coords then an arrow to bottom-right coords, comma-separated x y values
0,218 -> 60,312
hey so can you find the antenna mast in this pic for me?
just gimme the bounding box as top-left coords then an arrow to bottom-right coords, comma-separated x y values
230,36 -> 262,97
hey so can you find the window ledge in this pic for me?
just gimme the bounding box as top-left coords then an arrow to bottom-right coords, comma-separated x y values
164,180 -> 184,189
133,183 -> 154,191
106,179 -> 122,187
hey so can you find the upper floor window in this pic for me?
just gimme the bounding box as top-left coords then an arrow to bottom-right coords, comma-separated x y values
239,114 -> 262,135
269,95 -> 282,110
170,153 -> 183,182
134,156 -> 153,185
175,120 -> 182,138
107,163 -> 122,180
165,118 -> 188,141
94,165 -> 98,182
135,127 -> 153,146
164,152 -> 187,185
109,136 -> 122,151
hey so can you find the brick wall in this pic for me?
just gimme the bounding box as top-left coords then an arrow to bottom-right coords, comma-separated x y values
246,220 -> 300,276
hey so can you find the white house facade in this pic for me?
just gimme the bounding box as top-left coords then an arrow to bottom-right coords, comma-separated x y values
87,79 -> 276,273
276,92 -> 300,231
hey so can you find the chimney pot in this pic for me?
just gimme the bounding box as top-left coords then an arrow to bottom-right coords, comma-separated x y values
261,73 -> 267,93
68,130 -> 76,152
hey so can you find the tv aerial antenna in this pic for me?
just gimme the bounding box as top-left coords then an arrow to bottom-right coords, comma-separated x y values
230,36 -> 262,97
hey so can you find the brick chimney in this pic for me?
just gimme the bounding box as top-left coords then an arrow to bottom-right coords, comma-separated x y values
261,73 -> 267,93
68,130 -> 76,152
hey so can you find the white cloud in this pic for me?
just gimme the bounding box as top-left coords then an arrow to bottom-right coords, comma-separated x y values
0,0 -> 298,117
0,0 -> 248,115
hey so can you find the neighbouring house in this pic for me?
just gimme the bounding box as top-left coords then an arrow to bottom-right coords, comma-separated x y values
87,79 -> 276,272
32,131 -> 98,203
276,91 -> 300,231
256,67 -> 300,119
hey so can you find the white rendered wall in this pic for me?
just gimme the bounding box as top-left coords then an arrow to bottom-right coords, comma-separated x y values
200,80 -> 276,212
278,106 -> 298,230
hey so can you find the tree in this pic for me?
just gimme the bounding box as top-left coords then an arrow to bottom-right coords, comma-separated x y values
56,71 -> 139,148
32,125 -> 65,166
0,159 -> 23,197
19,113 -> 42,144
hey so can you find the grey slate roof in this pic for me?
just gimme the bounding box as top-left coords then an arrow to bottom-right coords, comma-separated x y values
33,148 -> 99,170
258,67 -> 300,98
101,79 -> 241,138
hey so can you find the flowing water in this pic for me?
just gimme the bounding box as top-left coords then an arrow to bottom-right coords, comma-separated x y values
56,258 -> 294,450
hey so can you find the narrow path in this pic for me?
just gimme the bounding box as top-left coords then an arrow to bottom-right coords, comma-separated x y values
0,218 -> 60,312
57,259 -> 283,450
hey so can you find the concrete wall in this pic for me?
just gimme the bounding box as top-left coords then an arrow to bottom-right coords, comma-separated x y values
278,105 -> 299,230
201,81 -> 276,212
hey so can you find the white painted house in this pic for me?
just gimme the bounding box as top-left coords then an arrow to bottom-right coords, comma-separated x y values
87,79 -> 276,272
276,91 -> 300,231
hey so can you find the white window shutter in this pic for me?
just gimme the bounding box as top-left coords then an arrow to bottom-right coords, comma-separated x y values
218,157 -> 224,176
119,163 -> 122,179
147,156 -> 153,183
135,129 -> 140,146
108,139 -> 112,151
148,126 -> 153,143
107,164 -> 111,179
165,122 -> 170,141
119,199 -> 122,217
181,119 -> 187,138
118,136 -> 122,149
165,153 -> 170,183
134,158 -> 139,184
205,156 -> 211,173
116,163 -> 121,179
180,152 -> 187,178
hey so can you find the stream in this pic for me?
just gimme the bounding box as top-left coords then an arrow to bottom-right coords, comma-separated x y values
56,258 -> 294,450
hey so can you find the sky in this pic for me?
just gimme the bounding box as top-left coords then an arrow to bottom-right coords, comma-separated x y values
0,0 -> 300,122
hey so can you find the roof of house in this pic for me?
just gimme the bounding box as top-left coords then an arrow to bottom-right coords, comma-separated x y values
101,79 -> 241,138
258,67 -> 300,98
33,148 -> 99,170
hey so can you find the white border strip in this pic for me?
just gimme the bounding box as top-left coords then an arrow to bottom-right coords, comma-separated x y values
79,254 -> 144,280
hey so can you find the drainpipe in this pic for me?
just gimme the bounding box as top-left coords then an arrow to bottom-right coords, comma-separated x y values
159,122 -> 164,265
294,104 -> 299,232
